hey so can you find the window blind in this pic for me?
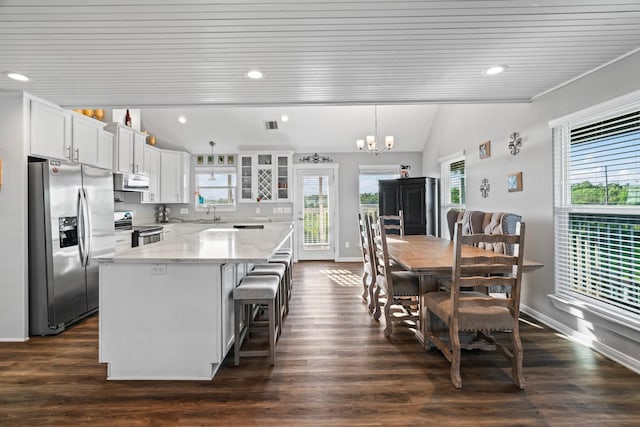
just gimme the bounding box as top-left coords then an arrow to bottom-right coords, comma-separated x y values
554,107 -> 640,318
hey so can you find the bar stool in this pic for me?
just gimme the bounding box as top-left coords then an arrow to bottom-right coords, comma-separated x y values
234,275 -> 280,366
269,252 -> 293,303
248,263 -> 288,319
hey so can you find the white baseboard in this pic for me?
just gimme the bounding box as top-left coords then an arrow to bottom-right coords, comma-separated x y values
335,257 -> 361,262
521,304 -> 640,374
0,337 -> 29,342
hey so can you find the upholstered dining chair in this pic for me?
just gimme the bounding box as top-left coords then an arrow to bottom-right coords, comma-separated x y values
357,213 -> 376,308
371,217 -> 419,336
424,221 -> 526,389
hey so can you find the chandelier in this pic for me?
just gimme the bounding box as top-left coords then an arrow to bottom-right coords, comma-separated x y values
356,105 -> 394,155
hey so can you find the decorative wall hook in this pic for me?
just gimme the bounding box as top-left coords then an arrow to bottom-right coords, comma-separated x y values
480,178 -> 490,198
508,132 -> 522,155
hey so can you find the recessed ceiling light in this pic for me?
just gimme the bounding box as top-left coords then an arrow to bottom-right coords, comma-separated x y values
245,70 -> 264,79
484,65 -> 507,75
281,114 -> 289,122
178,115 -> 187,124
2,71 -> 30,82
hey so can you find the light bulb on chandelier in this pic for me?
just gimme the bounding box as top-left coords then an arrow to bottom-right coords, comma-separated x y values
356,106 -> 394,155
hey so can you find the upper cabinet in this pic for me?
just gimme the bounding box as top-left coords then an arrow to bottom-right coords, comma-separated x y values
238,151 -> 292,203
27,95 -> 111,169
159,150 -> 190,204
98,130 -> 114,170
141,145 -> 161,203
104,123 -> 146,174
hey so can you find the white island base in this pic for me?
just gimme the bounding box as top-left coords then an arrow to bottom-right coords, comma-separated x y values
99,262 -> 238,380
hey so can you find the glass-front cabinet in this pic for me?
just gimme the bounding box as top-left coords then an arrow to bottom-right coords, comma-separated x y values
238,151 -> 292,202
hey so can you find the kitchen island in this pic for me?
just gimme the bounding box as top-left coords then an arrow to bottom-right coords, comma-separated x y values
96,226 -> 293,380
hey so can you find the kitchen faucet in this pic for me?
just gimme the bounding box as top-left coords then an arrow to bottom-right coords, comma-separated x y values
206,205 -> 221,223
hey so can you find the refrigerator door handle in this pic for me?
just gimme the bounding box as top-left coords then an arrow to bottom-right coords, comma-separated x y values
77,188 -> 86,265
82,188 -> 92,267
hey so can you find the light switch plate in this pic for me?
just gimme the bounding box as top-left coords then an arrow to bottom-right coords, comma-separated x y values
256,207 -> 261,214
150,264 -> 167,275
180,208 -> 189,214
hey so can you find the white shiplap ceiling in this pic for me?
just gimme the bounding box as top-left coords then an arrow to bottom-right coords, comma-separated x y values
1,1 -> 639,152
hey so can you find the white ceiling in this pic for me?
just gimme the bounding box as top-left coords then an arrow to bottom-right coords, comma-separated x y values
2,1 -> 639,153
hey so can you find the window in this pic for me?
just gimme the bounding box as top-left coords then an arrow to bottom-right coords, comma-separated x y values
194,167 -> 236,210
553,106 -> 640,321
439,152 -> 466,239
358,165 -> 400,218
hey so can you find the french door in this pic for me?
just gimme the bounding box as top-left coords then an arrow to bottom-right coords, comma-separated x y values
294,165 -> 337,260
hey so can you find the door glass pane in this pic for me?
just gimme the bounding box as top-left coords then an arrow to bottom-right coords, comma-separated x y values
303,175 -> 330,250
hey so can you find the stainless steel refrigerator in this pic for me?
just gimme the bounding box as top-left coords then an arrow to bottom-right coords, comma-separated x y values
28,159 -> 115,335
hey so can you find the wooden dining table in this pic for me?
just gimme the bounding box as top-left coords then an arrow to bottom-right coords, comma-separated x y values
384,234 -> 544,348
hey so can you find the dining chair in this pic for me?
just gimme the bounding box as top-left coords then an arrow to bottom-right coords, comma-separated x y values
424,221 -> 526,389
357,213 -> 374,304
379,210 -> 404,236
371,216 -> 419,336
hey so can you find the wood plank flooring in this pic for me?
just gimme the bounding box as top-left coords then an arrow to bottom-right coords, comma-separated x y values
1,261 -> 639,426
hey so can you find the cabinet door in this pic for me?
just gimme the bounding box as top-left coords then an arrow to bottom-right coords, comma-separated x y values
133,131 -> 146,174
141,146 -> 160,203
29,98 -> 72,161
98,131 -> 114,170
239,155 -> 253,202
276,155 -> 291,201
160,150 -> 180,203
256,154 -> 274,202
115,126 -> 134,173
378,181 -> 401,216
400,180 -> 427,235
72,114 -> 100,167
178,152 -> 191,203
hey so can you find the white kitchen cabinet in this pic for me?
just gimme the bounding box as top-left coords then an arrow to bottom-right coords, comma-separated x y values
238,151 -> 292,203
141,145 -> 161,203
28,96 -> 72,161
160,150 -> 190,203
114,231 -> 132,254
71,113 -> 101,167
105,123 -> 146,174
98,130 -> 114,170
162,224 -> 176,240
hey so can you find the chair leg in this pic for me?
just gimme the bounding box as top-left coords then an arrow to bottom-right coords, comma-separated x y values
373,283 -> 382,320
368,276 -> 376,313
511,327 -> 526,389
450,328 -> 463,388
361,269 -> 369,302
234,300 -> 242,367
268,299 -> 276,365
383,295 -> 393,337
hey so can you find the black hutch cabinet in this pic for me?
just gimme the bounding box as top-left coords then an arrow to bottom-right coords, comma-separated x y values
378,176 -> 439,236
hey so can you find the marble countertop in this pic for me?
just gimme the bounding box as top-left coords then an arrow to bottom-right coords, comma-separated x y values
97,227 -> 293,264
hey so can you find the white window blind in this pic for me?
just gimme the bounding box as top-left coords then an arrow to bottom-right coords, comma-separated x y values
553,106 -> 640,319
440,153 -> 466,239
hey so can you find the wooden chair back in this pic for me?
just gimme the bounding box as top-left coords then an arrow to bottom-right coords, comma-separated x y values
379,210 -> 404,236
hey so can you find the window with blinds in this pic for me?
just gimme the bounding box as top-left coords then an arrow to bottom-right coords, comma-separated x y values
553,107 -> 640,318
440,154 -> 466,239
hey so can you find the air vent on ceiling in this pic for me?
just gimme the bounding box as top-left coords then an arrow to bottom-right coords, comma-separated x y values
264,120 -> 278,130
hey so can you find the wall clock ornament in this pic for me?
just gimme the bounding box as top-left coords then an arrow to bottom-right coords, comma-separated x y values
480,178 -> 490,198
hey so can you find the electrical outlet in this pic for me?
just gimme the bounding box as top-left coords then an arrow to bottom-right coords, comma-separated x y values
180,208 -> 189,214
273,207 -> 278,214
345,241 -> 350,248
256,207 -> 261,214
150,264 -> 167,275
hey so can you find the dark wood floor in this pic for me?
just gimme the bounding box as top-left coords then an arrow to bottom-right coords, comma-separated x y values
1,261 -> 639,426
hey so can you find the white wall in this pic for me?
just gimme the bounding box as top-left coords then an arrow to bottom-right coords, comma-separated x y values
421,51 -> 640,371
0,92 -> 28,341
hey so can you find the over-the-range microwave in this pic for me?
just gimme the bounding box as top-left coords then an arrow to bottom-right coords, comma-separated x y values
113,173 -> 150,192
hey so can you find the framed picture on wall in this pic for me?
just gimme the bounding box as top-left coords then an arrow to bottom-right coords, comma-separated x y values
207,155 -> 215,165
196,155 -> 204,166
507,171 -> 523,192
479,140 -> 491,159
227,155 -> 235,165
218,155 -> 225,164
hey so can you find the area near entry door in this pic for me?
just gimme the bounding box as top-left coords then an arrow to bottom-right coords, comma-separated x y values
294,165 -> 338,260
